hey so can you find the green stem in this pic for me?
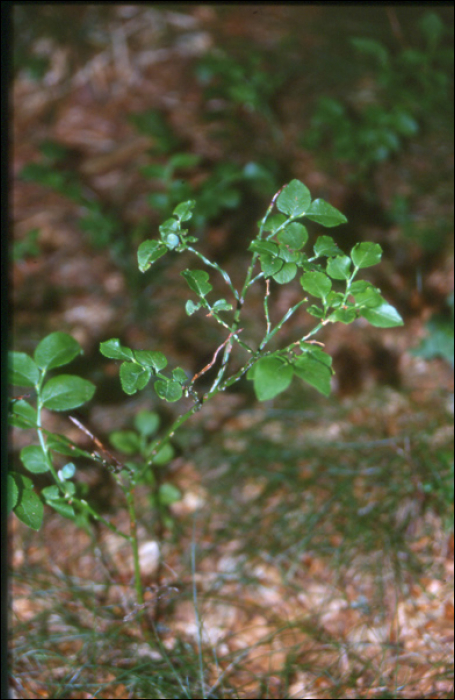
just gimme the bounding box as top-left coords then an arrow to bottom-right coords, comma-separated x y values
259,298 -> 308,349
125,486 -> 144,606
78,498 -> 131,539
187,246 -> 239,301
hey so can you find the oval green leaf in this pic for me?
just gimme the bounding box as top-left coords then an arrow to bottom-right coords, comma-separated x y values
14,488 -> 44,531
273,262 -> 297,284
159,483 -> 181,505
8,352 -> 39,387
277,222 -> 308,250
277,180 -> 311,217
351,242 -> 382,268
252,356 -> 293,401
109,430 -> 140,455
99,339 -> 134,361
173,200 -> 196,222
7,474 -> 19,513
138,240 -> 167,272
154,379 -> 183,403
326,255 -> 352,280
133,350 -> 167,372
181,269 -> 212,297
153,442 -> 175,466
361,302 -> 404,328
301,271 -> 332,299
313,235 -> 342,258
292,355 -> 332,396
9,399 -> 37,429
120,363 -> 151,395
41,375 -> 96,411
34,332 -> 81,371
134,410 -> 160,437
306,199 -> 348,227
20,445 -> 50,473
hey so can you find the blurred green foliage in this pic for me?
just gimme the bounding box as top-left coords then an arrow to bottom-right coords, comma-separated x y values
302,11 -> 454,179
412,293 -> 454,367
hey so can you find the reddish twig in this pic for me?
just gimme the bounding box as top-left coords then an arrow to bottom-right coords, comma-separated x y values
191,329 -> 243,383
68,415 -> 124,473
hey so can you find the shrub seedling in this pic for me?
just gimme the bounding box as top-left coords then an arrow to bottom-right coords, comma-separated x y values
9,178 -> 403,632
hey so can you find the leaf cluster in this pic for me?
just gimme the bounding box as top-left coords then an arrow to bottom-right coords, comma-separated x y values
9,179 -> 403,538
8,333 -> 96,530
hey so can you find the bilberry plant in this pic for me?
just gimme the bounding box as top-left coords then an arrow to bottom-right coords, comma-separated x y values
9,179 -> 403,628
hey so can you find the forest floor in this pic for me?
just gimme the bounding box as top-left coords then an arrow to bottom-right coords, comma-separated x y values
9,6 -> 454,699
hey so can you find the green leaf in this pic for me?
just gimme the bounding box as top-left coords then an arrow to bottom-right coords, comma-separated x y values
138,240 -> 167,272
260,253 -> 283,277
301,271 -> 332,299
419,11 -> 444,49
249,240 -> 279,256
326,291 -> 345,307
278,245 -> 301,264
273,263 -> 297,284
353,287 -> 383,308
172,367 -> 189,384
153,443 -> 175,466
328,307 -> 357,324
45,497 -> 75,520
277,180 -> 311,217
140,163 -> 166,179
41,375 -> 96,411
361,302 -> 404,328
277,222 -> 308,249
349,280 -> 377,295
292,355 -> 332,396
307,305 -> 325,318
186,299 -> 202,315
14,487 -> 44,530
159,218 -> 181,236
181,269 -> 213,297
351,242 -> 382,268
262,213 -> 287,233
251,356 -> 293,401
299,345 -> 332,367
305,199 -> 348,227
34,332 -> 81,371
173,200 -> 196,221
313,235 -> 342,257
326,255 -> 352,280
109,430 -> 141,455
350,37 -> 389,66
159,483 -> 181,505
154,379 -> 183,402
212,299 -> 233,312
41,485 -> 60,501
8,352 -> 39,387
100,339 -> 134,361
134,410 -> 160,437
7,474 -> 19,513
411,315 -> 454,367
8,399 -> 37,429
119,363 -> 152,395
170,154 -> 201,170
133,350 -> 167,372
47,435 -> 87,457
20,445 -> 50,473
